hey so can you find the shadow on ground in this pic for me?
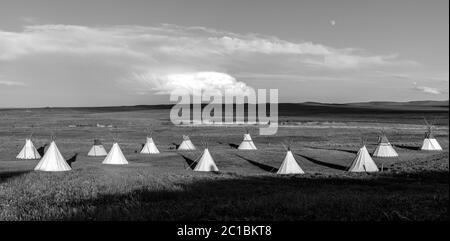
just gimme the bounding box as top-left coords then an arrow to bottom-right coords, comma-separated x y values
179,154 -> 197,170
235,154 -> 278,173
0,170 -> 31,184
37,144 -> 48,157
304,146 -> 358,155
295,153 -> 348,171
67,153 -> 78,167
172,143 -> 180,149
228,143 -> 239,149
393,144 -> 421,151
58,169 -> 448,221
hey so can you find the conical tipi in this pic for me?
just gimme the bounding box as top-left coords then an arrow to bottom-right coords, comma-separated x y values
34,141 -> 71,171
178,135 -> 196,150
373,132 -> 398,157
194,148 -> 219,172
348,145 -> 379,172
17,138 -> 41,159
141,137 -> 160,154
238,132 -> 257,150
277,149 -> 304,174
87,139 -> 108,157
421,126 -> 442,151
102,142 -> 128,165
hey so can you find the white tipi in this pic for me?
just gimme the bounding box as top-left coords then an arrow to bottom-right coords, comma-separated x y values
238,132 -> 257,150
348,145 -> 379,172
277,149 -> 304,174
34,141 -> 71,172
17,138 -> 41,159
194,148 -> 219,172
87,139 -> 108,157
141,137 -> 160,154
421,126 -> 442,151
373,132 -> 398,157
178,135 -> 196,150
102,142 -> 128,165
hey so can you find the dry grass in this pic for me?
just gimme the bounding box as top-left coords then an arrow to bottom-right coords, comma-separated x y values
0,106 -> 448,220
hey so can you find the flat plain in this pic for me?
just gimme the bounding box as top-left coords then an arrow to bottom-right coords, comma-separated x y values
0,101 -> 448,220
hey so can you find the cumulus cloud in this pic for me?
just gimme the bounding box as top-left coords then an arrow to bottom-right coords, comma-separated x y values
132,71 -> 254,96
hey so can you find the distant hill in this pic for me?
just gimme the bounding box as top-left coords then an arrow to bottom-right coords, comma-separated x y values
1,100 -> 447,126
1,100 -> 448,113
349,100 -> 449,107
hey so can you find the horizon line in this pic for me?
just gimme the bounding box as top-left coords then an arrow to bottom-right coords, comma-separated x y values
0,99 -> 448,110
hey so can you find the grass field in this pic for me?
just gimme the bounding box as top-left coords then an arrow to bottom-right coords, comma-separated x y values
0,102 -> 448,220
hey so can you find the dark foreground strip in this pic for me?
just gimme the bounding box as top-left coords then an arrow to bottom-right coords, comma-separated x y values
0,221 -> 447,240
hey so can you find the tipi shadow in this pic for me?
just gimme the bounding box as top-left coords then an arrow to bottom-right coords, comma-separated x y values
172,142 -> 180,149
179,154 -> 197,170
393,144 -> 420,151
305,146 -> 358,155
228,143 -> 239,149
67,153 -> 78,167
37,144 -> 48,156
295,153 -> 347,171
134,143 -> 145,153
235,154 -> 278,173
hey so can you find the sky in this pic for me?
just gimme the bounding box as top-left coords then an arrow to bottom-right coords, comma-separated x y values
0,0 -> 448,107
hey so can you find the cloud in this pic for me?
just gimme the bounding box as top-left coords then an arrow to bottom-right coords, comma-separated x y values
0,74 -> 27,87
210,36 -> 332,55
0,24 -> 424,106
0,80 -> 27,87
0,25 -> 149,61
132,71 -> 254,96
0,24 -> 412,67
412,83 -> 445,95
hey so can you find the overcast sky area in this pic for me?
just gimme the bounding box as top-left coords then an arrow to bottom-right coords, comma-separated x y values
0,0 -> 448,107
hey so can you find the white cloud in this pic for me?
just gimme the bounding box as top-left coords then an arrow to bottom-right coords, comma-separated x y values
0,24 -> 412,67
0,24 -> 422,101
0,25 -> 149,60
133,71 -> 253,96
210,36 -> 332,55
413,84 -> 444,95
0,80 -> 27,87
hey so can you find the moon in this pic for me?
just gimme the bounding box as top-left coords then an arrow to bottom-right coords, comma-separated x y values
331,20 -> 336,26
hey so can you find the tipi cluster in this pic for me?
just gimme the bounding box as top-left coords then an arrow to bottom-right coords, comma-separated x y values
17,125 -> 443,174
